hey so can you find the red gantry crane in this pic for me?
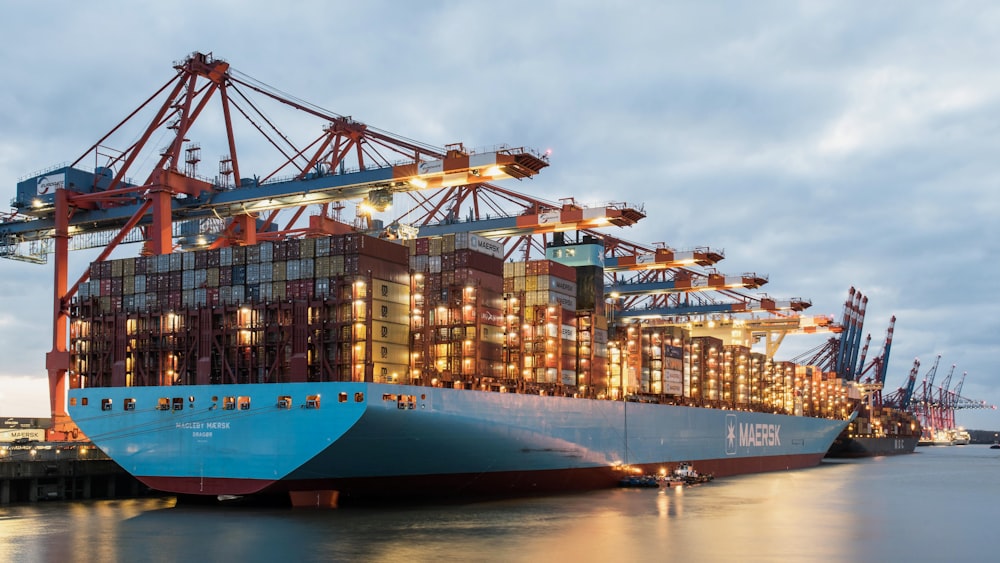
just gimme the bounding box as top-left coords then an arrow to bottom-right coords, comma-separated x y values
0,52 -> 549,439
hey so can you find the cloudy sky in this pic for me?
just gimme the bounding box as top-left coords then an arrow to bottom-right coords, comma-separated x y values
1,1 -> 997,430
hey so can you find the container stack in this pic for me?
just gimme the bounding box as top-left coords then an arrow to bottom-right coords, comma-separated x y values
70,228 -> 856,413
690,335 -> 724,403
574,312 -> 608,396
404,232 -> 505,387
502,260 -> 579,387
71,234 -> 410,387
639,326 -> 687,396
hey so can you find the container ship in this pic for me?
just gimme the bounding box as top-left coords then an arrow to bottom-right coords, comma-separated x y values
65,232 -> 853,505
826,405 -> 920,457
2,52 -> 854,506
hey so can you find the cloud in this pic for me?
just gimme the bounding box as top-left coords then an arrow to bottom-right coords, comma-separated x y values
0,1 -> 998,430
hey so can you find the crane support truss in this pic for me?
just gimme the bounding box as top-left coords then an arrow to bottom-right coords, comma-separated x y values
678,316 -> 841,359
4,52 -> 548,435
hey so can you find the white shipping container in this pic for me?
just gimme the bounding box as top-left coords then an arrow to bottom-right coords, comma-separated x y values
259,241 -> 273,262
561,369 -> 577,386
469,233 -> 504,259
315,278 -> 330,297
300,257 -> 315,279
315,237 -> 330,256
1,428 -> 46,443
411,255 -> 428,273
548,276 -> 577,297
561,324 -> 577,341
246,263 -> 260,284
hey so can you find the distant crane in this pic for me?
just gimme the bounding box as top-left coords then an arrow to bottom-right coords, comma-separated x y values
883,357 -> 921,411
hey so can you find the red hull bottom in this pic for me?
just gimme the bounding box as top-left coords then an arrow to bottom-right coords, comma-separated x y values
141,453 -> 825,505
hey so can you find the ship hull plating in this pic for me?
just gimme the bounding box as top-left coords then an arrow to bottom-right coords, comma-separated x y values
69,382 -> 849,501
825,435 -> 920,458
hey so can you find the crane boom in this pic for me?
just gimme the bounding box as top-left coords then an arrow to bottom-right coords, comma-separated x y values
7,51 -> 550,437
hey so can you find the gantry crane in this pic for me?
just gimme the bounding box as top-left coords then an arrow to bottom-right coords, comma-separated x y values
790,287 -> 874,380
368,172 -> 812,329
883,357 -> 922,411
912,355 -> 944,440
911,362 -> 996,439
0,52 -> 549,438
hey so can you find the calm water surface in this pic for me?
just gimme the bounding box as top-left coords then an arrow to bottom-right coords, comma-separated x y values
1,445 -> 997,563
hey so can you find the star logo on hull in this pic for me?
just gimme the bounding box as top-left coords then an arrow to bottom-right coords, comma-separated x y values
726,414 -> 737,455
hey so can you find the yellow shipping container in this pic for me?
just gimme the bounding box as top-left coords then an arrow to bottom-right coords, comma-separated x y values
373,362 -> 410,384
331,255 -> 345,275
300,238 -> 316,258
368,342 -> 411,365
371,299 -> 410,325
503,261 -> 526,278
315,256 -> 331,278
370,320 -> 410,344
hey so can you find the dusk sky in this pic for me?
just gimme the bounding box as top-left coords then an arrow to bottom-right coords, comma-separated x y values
1,1 -> 997,430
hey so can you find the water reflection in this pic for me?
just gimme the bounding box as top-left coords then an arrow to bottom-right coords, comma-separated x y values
1,447 -> 997,562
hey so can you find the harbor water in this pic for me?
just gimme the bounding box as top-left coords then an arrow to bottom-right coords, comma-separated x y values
1,445 -> 997,562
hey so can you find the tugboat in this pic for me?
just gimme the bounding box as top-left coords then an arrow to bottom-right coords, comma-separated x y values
663,462 -> 714,487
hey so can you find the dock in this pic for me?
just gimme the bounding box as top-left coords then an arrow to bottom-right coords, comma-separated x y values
1,442 -> 147,504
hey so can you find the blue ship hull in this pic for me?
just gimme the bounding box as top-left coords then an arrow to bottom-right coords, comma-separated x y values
68,383 -> 850,502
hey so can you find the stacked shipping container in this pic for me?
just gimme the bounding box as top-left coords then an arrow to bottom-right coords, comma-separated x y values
502,260 -> 580,387
72,235 -> 410,387
404,232 -> 505,387
69,230 -> 852,416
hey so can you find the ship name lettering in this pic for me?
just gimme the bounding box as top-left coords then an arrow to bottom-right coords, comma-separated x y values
738,423 -> 781,447
206,422 -> 230,429
176,422 -> 204,429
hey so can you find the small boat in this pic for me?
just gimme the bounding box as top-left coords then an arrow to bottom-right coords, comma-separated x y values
663,462 -> 714,487
990,442 -> 1000,450
618,475 -> 660,488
